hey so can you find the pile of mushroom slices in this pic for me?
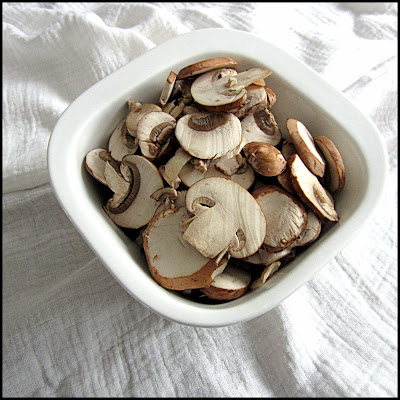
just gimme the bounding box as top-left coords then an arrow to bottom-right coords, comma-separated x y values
84,57 -> 346,303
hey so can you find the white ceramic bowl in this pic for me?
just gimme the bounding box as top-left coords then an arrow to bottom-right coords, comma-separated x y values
48,28 -> 388,327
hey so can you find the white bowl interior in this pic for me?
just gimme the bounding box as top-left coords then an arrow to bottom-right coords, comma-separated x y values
49,29 -> 386,326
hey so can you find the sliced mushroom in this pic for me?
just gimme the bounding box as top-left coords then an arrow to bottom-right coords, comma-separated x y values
177,57 -> 238,80
314,136 -> 345,193
183,105 -> 202,115
143,207 -> 229,290
258,246 -> 293,266
199,263 -> 252,300
105,155 -> 164,229
265,87 -> 277,108
286,119 -> 325,178
251,261 -> 281,290
151,187 -> 179,215
289,154 -> 339,221
136,111 -> 176,159
252,185 -> 308,252
125,103 -> 162,137
241,108 -> 281,146
169,100 -> 186,119
108,120 -> 138,162
277,140 -> 297,194
293,209 -> 322,246
243,142 -> 286,177
189,158 -> 211,174
159,71 -> 177,106
104,161 -> 130,195
159,147 -> 192,189
214,154 -> 245,176
127,99 -> 142,111
85,148 -> 111,186
183,177 -> 266,259
179,158 -> 255,190
175,112 -> 242,159
229,84 -> 268,119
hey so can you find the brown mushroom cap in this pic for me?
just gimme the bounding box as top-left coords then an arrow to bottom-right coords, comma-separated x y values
314,136 -> 345,193
143,207 -> 229,290
277,140 -> 297,194
289,154 -> 339,222
252,185 -> 308,252
286,118 -> 325,177
177,57 -> 239,80
199,263 -> 251,300
293,209 -> 321,246
243,142 -> 287,177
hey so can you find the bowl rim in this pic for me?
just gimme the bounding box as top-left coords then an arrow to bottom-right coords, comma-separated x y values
48,27 -> 388,327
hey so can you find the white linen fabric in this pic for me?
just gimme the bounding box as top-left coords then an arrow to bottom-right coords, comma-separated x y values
3,2 -> 397,397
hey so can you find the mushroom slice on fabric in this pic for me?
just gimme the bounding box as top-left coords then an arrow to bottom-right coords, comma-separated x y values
125,103 -> 162,137
286,118 -> 325,178
293,210 -> 322,247
289,154 -> 339,222
314,136 -> 345,193
85,148 -> 112,186
108,120 -> 138,162
277,140 -> 297,194
105,155 -> 164,229
251,261 -> 281,290
243,142 -> 286,177
179,158 -> 255,190
159,71 -> 177,106
177,57 -> 239,80
136,111 -> 176,159
143,207 -> 229,290
183,177 -> 266,259
175,112 -> 242,159
252,185 -> 308,253
241,108 -> 281,146
159,147 -> 192,189
199,263 -> 252,300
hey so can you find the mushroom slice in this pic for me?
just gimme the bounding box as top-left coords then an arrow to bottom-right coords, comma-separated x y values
265,87 -> 277,108
214,154 -> 245,176
253,185 -> 308,252
104,161 -> 130,195
199,264 -> 251,300
136,111 -> 176,159
229,84 -> 268,119
143,207 -> 229,290
175,112 -> 241,159
177,57 -> 238,80
183,105 -> 201,115
251,261 -> 281,290
189,158 -> 211,174
258,247 -> 293,266
169,100 -> 186,119
241,108 -> 281,146
277,140 -> 297,194
151,187 -> 179,215
243,142 -> 286,177
184,177 -> 266,259
105,155 -> 164,229
127,99 -> 142,111
159,71 -> 177,106
286,119 -> 325,178
314,136 -> 345,193
179,158 -> 255,190
126,104 -> 162,137
159,147 -> 192,189
85,148 -> 111,186
108,120 -> 138,162
293,210 -> 322,246
289,154 -> 339,222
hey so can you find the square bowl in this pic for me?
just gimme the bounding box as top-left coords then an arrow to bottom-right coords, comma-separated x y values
48,28 -> 388,328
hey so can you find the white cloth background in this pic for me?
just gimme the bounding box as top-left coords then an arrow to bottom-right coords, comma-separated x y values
3,2 -> 398,397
